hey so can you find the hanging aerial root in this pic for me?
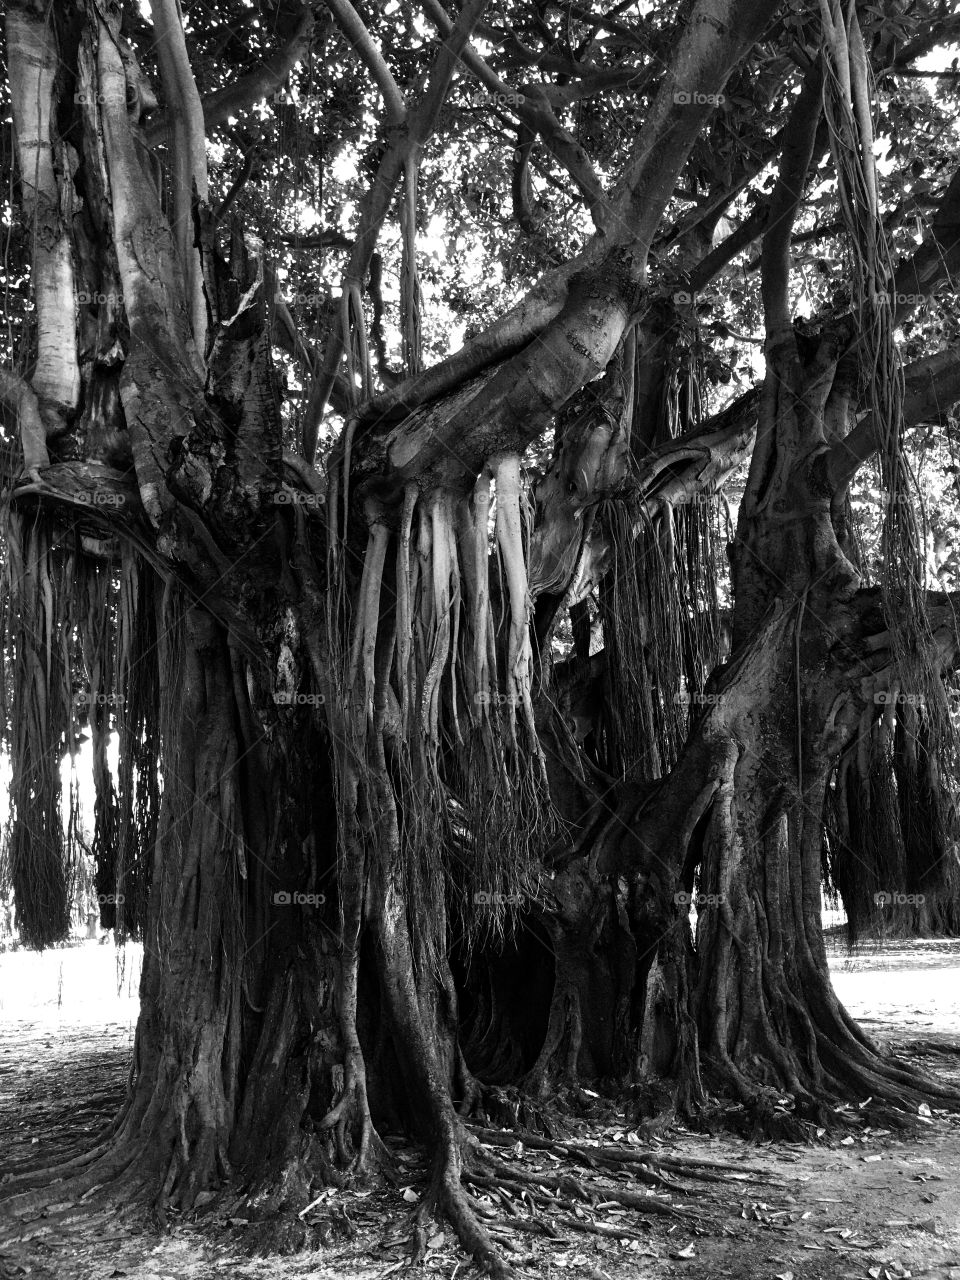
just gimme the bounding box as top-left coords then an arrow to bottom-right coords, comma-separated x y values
395,482 -> 417,728
466,468 -> 492,710
819,0 -> 959,807
1,511 -> 77,947
346,504 -> 390,720
492,453 -> 541,767
399,154 -> 423,376
421,490 -> 454,745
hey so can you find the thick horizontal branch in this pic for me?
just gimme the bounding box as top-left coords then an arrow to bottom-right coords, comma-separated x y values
532,65 -> 650,108
360,0 -> 775,457
827,347 -> 960,491
631,386 -> 759,515
301,0 -> 493,460
9,460 -> 142,518
885,68 -> 960,80
890,13 -> 960,69
891,165 -> 960,325
280,230 -> 353,251
839,586 -> 960,698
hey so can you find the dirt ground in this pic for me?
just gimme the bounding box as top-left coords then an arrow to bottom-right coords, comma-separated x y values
2,937 -> 960,1280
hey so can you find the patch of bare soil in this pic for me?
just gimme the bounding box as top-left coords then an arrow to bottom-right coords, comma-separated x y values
2,939 -> 960,1280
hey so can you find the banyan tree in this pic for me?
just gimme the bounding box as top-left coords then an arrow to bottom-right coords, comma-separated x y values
4,0 -> 960,1269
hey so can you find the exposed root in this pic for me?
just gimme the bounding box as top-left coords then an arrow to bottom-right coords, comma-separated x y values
464,1164 -> 704,1246
898,1038 -> 960,1058
468,1159 -> 702,1221
468,1125 -> 774,1183
0,1136 -> 149,1222
0,1134 -> 116,1188
316,1066 -> 393,1180
411,1134 -> 513,1278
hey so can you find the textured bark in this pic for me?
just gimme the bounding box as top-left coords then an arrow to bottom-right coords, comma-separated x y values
8,2 -> 960,1267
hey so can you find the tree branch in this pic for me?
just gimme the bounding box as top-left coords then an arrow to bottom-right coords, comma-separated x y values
760,63 -> 822,338
214,149 -> 256,219
607,0 -> 773,254
420,0 -> 611,231
361,0 -> 774,440
887,14 -> 960,73
7,6 -> 79,423
149,0 -> 209,349
827,347 -> 960,491
687,201 -> 767,290
280,230 -> 354,251
511,123 -> 542,233
144,4 -> 315,146
326,0 -> 406,125
0,368 -> 49,475
300,0 -> 491,461
887,68 -> 960,79
891,166 -> 960,325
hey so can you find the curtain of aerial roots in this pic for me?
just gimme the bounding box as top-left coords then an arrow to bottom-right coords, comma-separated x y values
825,694 -> 958,941
337,455 -> 554,953
820,1 -> 957,781
599,357 -> 723,782
73,545 -> 162,938
1,511 -> 77,946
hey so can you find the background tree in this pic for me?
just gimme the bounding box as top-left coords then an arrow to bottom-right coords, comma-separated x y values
3,0 -> 960,1270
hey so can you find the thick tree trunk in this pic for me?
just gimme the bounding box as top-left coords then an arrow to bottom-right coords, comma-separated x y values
1,604 -> 346,1217
9,5 -> 960,1270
